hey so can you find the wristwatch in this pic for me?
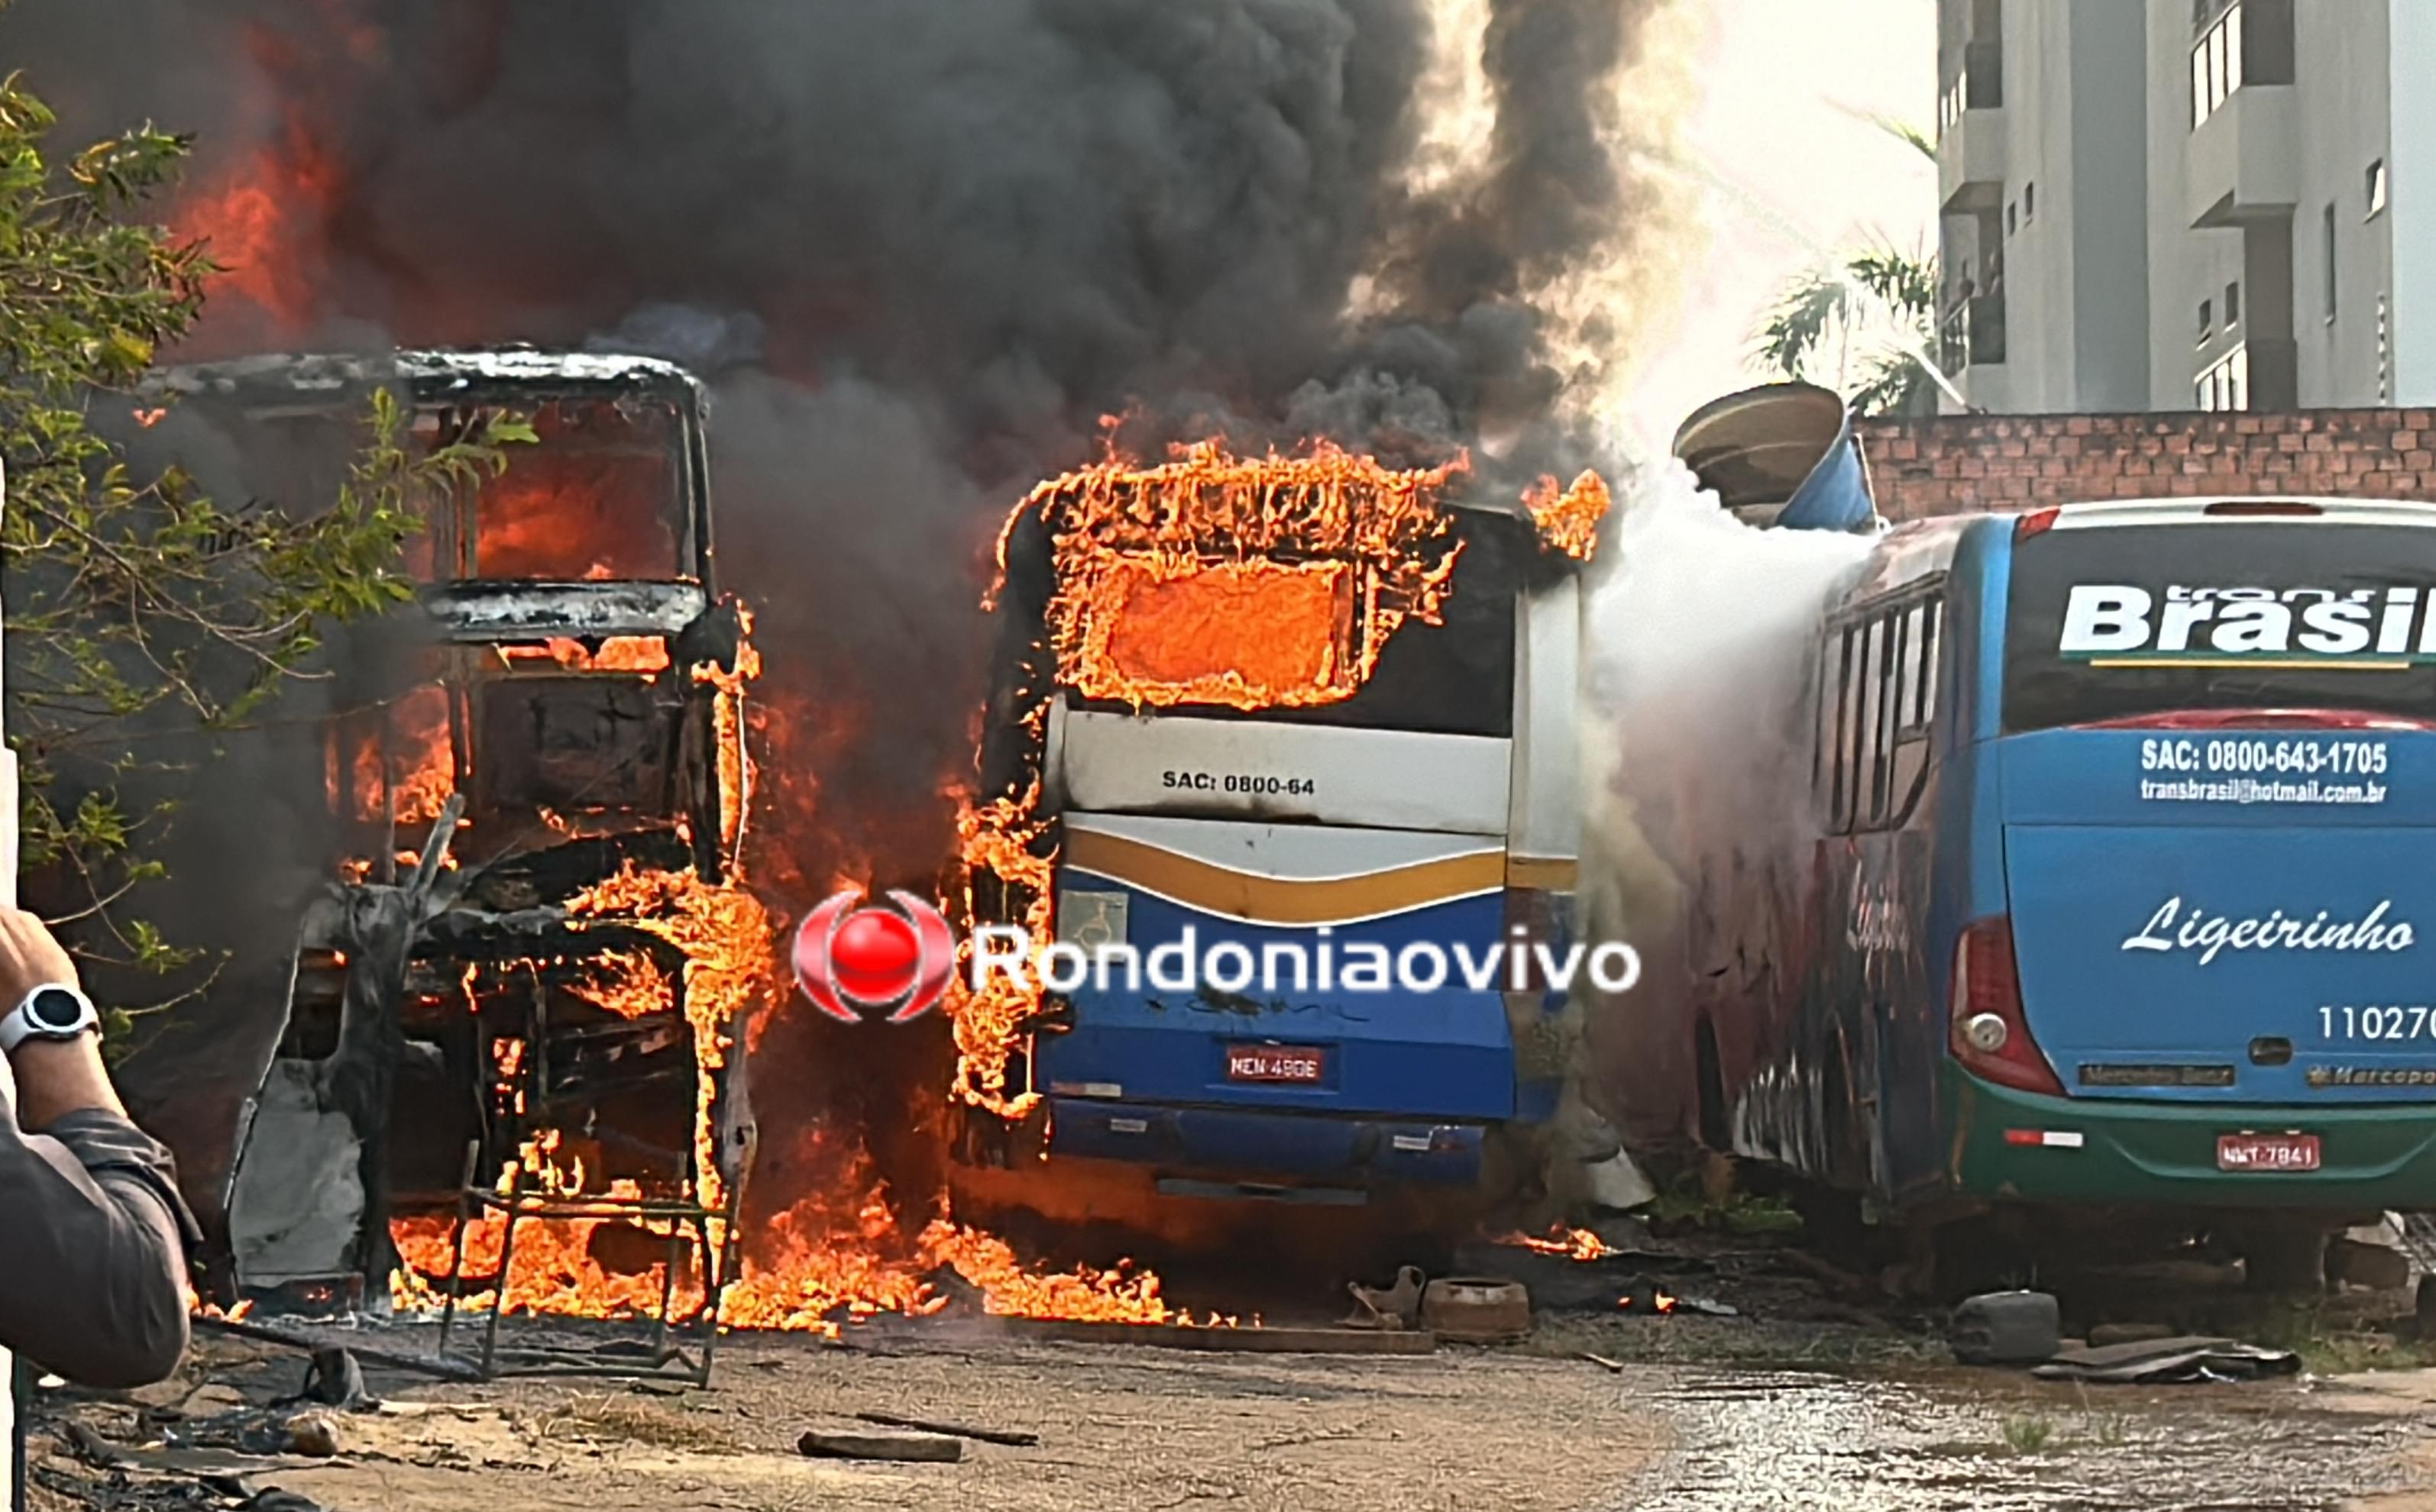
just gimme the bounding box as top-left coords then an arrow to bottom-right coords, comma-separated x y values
0,984 -> 100,1054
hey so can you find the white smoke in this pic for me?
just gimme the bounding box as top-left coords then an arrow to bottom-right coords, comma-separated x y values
1567,460 -> 1873,1155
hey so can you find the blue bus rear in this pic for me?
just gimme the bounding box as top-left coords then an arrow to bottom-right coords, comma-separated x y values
1647,496 -> 2436,1280
1946,499 -> 2436,1223
959,499 -> 1584,1212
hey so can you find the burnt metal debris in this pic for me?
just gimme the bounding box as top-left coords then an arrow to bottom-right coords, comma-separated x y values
178,349 -> 752,1372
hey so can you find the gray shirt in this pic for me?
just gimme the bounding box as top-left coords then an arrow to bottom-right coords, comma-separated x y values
0,1093 -> 198,1388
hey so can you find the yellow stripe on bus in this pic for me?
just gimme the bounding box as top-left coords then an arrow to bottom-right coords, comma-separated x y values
1061,828 -> 1506,926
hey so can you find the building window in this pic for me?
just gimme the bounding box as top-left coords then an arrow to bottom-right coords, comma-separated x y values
2324,202 -> 2339,322
2196,344 -> 2250,412
2224,280 -> 2240,328
2007,201 -> 2017,237
2368,159 -> 2389,218
2192,5 -> 2241,128
2197,298 -> 2213,344
2024,182 -> 2035,221
2191,0 -> 2293,128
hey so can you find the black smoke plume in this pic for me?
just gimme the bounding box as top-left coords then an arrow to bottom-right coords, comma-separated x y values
6,0 -> 1689,1237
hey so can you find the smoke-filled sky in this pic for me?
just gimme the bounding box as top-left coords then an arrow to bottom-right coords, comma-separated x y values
5,0 -> 1931,892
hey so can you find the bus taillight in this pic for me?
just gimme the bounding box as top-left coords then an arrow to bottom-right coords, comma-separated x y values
1948,916 -> 2063,1096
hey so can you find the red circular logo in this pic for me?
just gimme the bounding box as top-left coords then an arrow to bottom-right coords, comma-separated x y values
793,889 -> 955,1024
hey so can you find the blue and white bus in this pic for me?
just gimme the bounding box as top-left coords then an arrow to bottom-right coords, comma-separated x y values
1593,495 -> 2436,1287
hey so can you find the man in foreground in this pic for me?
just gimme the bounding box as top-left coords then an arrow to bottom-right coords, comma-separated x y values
0,906 -> 197,1386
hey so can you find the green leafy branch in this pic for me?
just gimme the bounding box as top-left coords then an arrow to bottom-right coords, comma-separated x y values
0,71 -> 529,1002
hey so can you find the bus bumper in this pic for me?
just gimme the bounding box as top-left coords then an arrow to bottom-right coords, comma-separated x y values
1049,1096 -> 1487,1197
1951,1073 -> 2436,1210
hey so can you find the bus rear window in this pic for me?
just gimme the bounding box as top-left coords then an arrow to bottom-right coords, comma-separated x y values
1066,511 -> 1519,739
1092,557 -> 1357,704
2004,521 -> 2436,731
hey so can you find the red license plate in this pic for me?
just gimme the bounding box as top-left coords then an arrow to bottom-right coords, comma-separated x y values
1227,1045 -> 1326,1083
2217,1132 -> 2321,1172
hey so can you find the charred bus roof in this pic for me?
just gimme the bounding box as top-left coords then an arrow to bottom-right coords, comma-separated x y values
144,347 -> 706,410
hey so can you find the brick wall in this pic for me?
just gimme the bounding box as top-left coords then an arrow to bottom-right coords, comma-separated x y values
1855,409 -> 2436,523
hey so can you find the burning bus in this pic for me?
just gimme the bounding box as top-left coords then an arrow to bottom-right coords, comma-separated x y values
947,442 -> 1608,1223
156,350 -> 766,1315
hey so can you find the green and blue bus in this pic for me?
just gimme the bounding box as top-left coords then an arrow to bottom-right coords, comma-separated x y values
1593,495 -> 2436,1287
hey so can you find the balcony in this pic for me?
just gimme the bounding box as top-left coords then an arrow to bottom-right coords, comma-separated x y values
1936,39 -> 2005,215
1938,107 -> 2007,215
1939,292 -> 2008,376
2188,82 -> 2296,228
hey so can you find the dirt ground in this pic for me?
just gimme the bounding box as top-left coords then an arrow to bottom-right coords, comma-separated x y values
29,1309 -> 2436,1512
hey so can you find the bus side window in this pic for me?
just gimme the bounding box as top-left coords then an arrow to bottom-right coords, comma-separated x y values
1884,597 -> 1943,825
1871,606 -> 1909,821
1817,626 -> 1855,832
1849,617 -> 1885,831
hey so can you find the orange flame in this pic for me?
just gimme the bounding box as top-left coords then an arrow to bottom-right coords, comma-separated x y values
1496,1225 -> 1619,1262
942,784 -> 1056,1116
502,637 -> 675,675
1522,470 -> 1611,562
328,684 -> 455,828
1019,439 -> 1467,712
566,862 -> 780,1220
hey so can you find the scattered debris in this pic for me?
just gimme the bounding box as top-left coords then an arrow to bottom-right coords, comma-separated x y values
2032,1336 -> 2302,1384
59,1421 -> 124,1470
853,1410 -> 1040,1446
195,1313 -> 486,1383
1949,1291 -> 2062,1365
1422,1277 -> 1533,1345
299,1347 -> 369,1408
2087,1322 -> 2177,1348
2329,1236 -> 2412,1292
282,1411 -> 343,1458
1344,1265 -> 1425,1329
799,1429 -> 966,1463
1577,1352 -> 1627,1373
996,1319 -> 1436,1354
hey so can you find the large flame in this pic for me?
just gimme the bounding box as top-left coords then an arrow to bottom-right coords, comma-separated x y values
380,427 -> 1613,1336
325,683 -> 456,829
1021,439 -> 1467,713
566,861 -> 775,1219
1523,470 -> 1612,562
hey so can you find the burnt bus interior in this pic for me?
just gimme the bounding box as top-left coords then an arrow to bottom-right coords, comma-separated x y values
157,351 -> 749,1310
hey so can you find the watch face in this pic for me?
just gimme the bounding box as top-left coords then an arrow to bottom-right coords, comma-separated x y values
27,987 -> 85,1031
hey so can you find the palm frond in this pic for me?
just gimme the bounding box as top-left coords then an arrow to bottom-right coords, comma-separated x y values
1752,269 -> 1851,380
1845,243 -> 1939,322
1868,112 -> 1938,163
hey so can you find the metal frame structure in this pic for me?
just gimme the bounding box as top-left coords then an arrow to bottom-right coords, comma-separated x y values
431,1141 -> 741,1386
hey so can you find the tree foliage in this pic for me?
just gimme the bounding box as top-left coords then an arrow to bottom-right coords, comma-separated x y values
0,72 -> 526,1000
1751,115 -> 1944,418
1752,240 -> 1943,418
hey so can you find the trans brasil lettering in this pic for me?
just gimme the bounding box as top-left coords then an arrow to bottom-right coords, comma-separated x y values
2061,583 -> 2436,661
2121,897 -> 2415,964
